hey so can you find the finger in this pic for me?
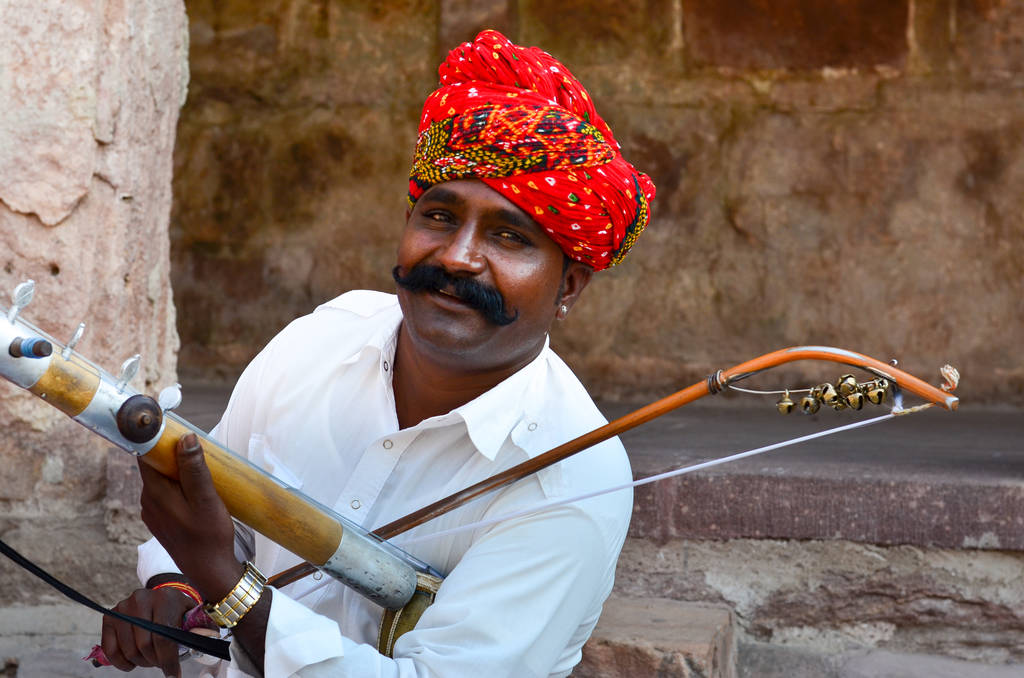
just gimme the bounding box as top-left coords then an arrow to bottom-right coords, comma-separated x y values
153,637 -> 183,678
137,455 -> 183,507
131,616 -> 162,667
100,615 -> 136,672
152,593 -> 188,678
131,617 -> 184,677
110,599 -> 152,669
175,433 -> 220,511
136,459 -> 185,532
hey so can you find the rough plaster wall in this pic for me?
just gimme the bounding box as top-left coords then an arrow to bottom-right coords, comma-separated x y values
0,0 -> 187,603
171,0 -> 1023,406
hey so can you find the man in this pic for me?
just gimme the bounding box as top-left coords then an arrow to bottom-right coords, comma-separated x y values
101,30 -> 655,677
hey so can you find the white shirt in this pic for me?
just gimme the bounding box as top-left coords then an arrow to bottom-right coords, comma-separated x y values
138,291 -> 633,678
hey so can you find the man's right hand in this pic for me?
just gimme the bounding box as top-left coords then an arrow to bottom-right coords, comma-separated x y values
100,585 -> 196,677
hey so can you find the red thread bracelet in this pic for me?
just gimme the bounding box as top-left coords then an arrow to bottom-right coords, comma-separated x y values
151,581 -> 203,606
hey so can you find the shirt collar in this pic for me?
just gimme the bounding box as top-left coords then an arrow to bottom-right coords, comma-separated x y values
336,304 -> 402,368
351,302 -> 549,462
451,335 -> 550,461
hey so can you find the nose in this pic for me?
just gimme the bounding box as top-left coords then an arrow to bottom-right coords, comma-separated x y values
435,224 -> 486,275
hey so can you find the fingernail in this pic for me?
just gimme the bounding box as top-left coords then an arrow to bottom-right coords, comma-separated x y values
182,433 -> 200,452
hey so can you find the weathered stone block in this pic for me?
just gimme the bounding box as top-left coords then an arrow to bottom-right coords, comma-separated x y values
186,0 -> 438,107
615,538 -> 1024,663
683,0 -> 909,70
908,0 -> 955,75
172,103 -> 419,373
520,0 -> 684,73
955,0 -> 1024,79
439,0 -> 517,60
630,473 -> 1024,549
577,596 -> 736,678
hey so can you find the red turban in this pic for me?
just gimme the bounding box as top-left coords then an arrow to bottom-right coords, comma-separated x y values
408,30 -> 656,271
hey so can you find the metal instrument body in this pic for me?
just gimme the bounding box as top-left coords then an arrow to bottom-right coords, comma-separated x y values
0,281 -> 434,611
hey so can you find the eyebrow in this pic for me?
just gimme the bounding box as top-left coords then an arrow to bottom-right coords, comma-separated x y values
424,186 -> 460,205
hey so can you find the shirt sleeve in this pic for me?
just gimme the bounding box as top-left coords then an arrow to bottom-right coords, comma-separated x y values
243,479 -> 625,678
137,536 -> 182,585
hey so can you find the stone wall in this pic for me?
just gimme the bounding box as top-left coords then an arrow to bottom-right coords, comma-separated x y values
172,0 -> 1023,406
617,537 -> 1024,665
0,1 -> 187,603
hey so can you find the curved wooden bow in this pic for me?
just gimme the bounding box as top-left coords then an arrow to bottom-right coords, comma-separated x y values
269,345 -> 958,587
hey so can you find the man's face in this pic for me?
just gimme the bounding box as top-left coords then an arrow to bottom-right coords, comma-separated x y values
395,179 -> 591,373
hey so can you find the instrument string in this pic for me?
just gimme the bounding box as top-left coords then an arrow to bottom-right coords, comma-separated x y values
279,409 -> 911,597
395,411 -> 901,547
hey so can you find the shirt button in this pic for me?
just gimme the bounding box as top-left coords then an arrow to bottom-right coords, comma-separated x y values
350,499 -> 362,510
383,360 -> 390,372
313,571 -> 324,581
383,439 -> 394,449
528,422 -> 538,431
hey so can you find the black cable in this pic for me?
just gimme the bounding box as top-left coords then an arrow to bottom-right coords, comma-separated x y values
0,536 -> 231,660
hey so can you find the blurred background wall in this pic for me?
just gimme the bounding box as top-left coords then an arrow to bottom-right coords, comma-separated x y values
172,0 -> 1023,404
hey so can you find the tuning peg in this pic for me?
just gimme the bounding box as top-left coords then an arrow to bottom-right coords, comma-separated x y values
158,383 -> 182,412
8,337 -> 52,359
116,355 -> 141,393
7,280 -> 36,323
818,382 -> 840,407
800,390 -> 821,414
836,374 -> 858,396
776,390 -> 795,414
845,390 -> 865,410
864,379 -> 887,405
61,322 -> 85,360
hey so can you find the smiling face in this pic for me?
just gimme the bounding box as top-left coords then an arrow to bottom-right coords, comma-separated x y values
395,179 -> 592,374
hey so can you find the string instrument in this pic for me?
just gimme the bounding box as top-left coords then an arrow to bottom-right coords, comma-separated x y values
0,281 -> 439,617
0,279 -> 959,658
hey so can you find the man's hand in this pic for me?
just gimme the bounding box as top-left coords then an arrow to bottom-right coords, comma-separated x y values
138,433 -> 241,603
99,585 -> 196,676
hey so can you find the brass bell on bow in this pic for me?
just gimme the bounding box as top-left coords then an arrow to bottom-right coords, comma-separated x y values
837,374 -> 859,397
864,378 -> 888,405
845,390 -> 865,410
800,389 -> 821,414
819,382 -> 840,407
776,390 -> 795,414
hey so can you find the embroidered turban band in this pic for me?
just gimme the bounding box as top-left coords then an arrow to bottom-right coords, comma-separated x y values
408,30 -> 656,271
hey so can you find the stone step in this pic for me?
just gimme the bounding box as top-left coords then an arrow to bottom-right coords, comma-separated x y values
740,641 -> 1024,678
612,403 -> 1024,551
577,596 -> 736,678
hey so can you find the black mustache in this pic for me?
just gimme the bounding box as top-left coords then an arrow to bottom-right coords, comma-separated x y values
392,265 -> 519,326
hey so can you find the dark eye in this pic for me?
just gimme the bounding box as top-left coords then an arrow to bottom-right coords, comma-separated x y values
423,210 -> 454,224
496,229 -> 530,246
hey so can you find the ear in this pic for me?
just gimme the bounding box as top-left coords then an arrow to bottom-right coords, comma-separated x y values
556,261 -> 594,316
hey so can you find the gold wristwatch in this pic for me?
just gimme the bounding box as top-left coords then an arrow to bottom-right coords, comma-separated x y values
204,561 -> 267,629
